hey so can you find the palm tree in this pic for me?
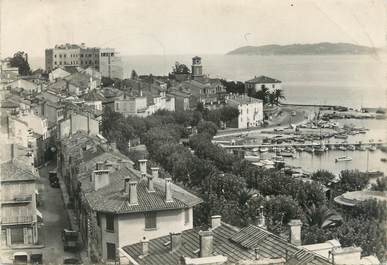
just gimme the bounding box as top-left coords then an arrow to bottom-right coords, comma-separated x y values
273,89 -> 286,105
256,87 -> 270,104
305,204 -> 343,229
268,92 -> 276,106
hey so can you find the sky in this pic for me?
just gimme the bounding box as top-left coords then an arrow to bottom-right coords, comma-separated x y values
1,0 -> 386,57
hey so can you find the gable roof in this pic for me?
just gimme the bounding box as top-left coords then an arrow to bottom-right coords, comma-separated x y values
80,166 -> 202,214
123,224 -> 330,265
246,76 -> 282,84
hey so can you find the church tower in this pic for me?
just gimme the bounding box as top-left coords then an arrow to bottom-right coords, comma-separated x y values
191,56 -> 203,80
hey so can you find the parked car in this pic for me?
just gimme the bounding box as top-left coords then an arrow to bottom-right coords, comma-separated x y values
49,170 -> 60,188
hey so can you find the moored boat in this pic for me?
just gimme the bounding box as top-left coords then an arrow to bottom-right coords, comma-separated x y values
347,145 -> 356,151
335,156 -> 352,162
260,147 -> 269,153
338,146 -> 347,151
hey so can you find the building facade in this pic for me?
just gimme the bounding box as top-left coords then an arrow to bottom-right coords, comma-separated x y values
227,94 -> 264,129
99,48 -> 123,79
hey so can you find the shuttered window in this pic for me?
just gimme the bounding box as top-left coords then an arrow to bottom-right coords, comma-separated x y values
184,209 -> 190,224
145,212 -> 157,229
106,242 -> 116,261
11,228 -> 24,244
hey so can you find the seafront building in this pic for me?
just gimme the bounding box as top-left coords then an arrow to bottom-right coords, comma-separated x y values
226,94 -> 264,128
245,75 -> 282,94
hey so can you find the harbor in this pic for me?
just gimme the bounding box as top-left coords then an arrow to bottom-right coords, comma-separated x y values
215,108 -> 387,176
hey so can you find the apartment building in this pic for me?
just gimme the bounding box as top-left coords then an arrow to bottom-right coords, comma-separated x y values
45,44 -> 122,78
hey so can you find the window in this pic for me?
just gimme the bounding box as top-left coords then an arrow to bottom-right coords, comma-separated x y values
96,212 -> 100,226
184,209 -> 190,224
54,54 -> 57,58
145,212 -> 156,229
106,214 -> 114,232
106,243 -> 116,261
59,54 -> 62,58
11,228 -> 24,244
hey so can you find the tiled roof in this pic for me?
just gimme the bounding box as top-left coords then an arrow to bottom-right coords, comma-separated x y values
0,161 -> 37,182
82,91 -> 106,102
64,72 -> 91,89
81,166 -> 202,214
123,224 -> 330,265
246,76 -> 282,84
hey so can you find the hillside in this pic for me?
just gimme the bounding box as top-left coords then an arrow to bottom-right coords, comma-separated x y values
227,43 -> 377,55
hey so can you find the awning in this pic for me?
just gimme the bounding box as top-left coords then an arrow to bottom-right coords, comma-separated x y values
13,252 -> 28,257
36,209 -> 43,220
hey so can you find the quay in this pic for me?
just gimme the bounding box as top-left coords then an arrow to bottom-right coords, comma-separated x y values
217,141 -> 387,149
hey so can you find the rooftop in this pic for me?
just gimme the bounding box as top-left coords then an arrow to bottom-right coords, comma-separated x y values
80,166 -> 202,214
246,76 -> 282,84
227,94 -> 263,105
122,223 -> 330,265
0,160 -> 37,183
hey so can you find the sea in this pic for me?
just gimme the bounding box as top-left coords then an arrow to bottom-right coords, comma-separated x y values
30,54 -> 387,176
30,54 -> 387,109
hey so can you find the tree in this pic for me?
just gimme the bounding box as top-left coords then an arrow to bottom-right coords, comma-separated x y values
220,106 -> 239,123
254,87 -> 270,104
333,170 -> 369,195
9,51 -> 31,75
197,120 -> 218,136
304,204 -> 343,229
273,89 -> 286,105
130,70 -> 138,80
173,62 -> 190,74
311,170 -> 336,186
371,177 -> 387,191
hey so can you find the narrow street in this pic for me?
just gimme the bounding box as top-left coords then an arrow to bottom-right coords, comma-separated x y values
38,162 -> 73,264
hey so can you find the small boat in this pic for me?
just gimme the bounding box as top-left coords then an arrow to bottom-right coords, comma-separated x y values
335,156 -> 352,162
280,152 -> 295,158
244,155 -> 260,162
252,148 -> 259,152
368,145 -> 377,151
347,145 -> 356,151
381,158 -> 387,162
296,147 -> 304,152
305,147 -> 314,153
335,134 -> 348,139
366,170 -> 384,177
260,147 -> 269,153
357,145 -> 366,151
272,155 -> 284,162
338,146 -> 347,151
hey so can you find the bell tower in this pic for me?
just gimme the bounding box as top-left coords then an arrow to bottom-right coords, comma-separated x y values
191,56 -> 203,80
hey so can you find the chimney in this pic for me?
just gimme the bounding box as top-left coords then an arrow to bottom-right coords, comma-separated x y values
147,174 -> 155,192
170,232 -> 182,252
256,206 -> 266,229
211,215 -> 221,229
141,172 -> 147,179
91,170 -> 110,191
138,159 -> 147,174
151,167 -> 159,179
129,180 -> 138,205
96,161 -> 104,170
199,230 -> 213,257
124,177 -> 130,194
288,219 -> 302,246
165,178 -> 173,202
141,237 -> 149,256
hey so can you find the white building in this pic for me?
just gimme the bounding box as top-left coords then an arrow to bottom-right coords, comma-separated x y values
99,48 -> 123,79
75,159 -> 202,262
245,75 -> 282,93
227,94 -> 263,129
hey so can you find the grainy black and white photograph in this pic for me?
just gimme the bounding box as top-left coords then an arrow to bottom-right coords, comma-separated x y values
0,0 -> 386,264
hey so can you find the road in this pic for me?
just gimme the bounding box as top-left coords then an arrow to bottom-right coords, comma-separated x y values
38,162 -> 73,264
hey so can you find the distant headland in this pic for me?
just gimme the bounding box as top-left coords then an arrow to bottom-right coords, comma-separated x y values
226,42 -> 378,55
